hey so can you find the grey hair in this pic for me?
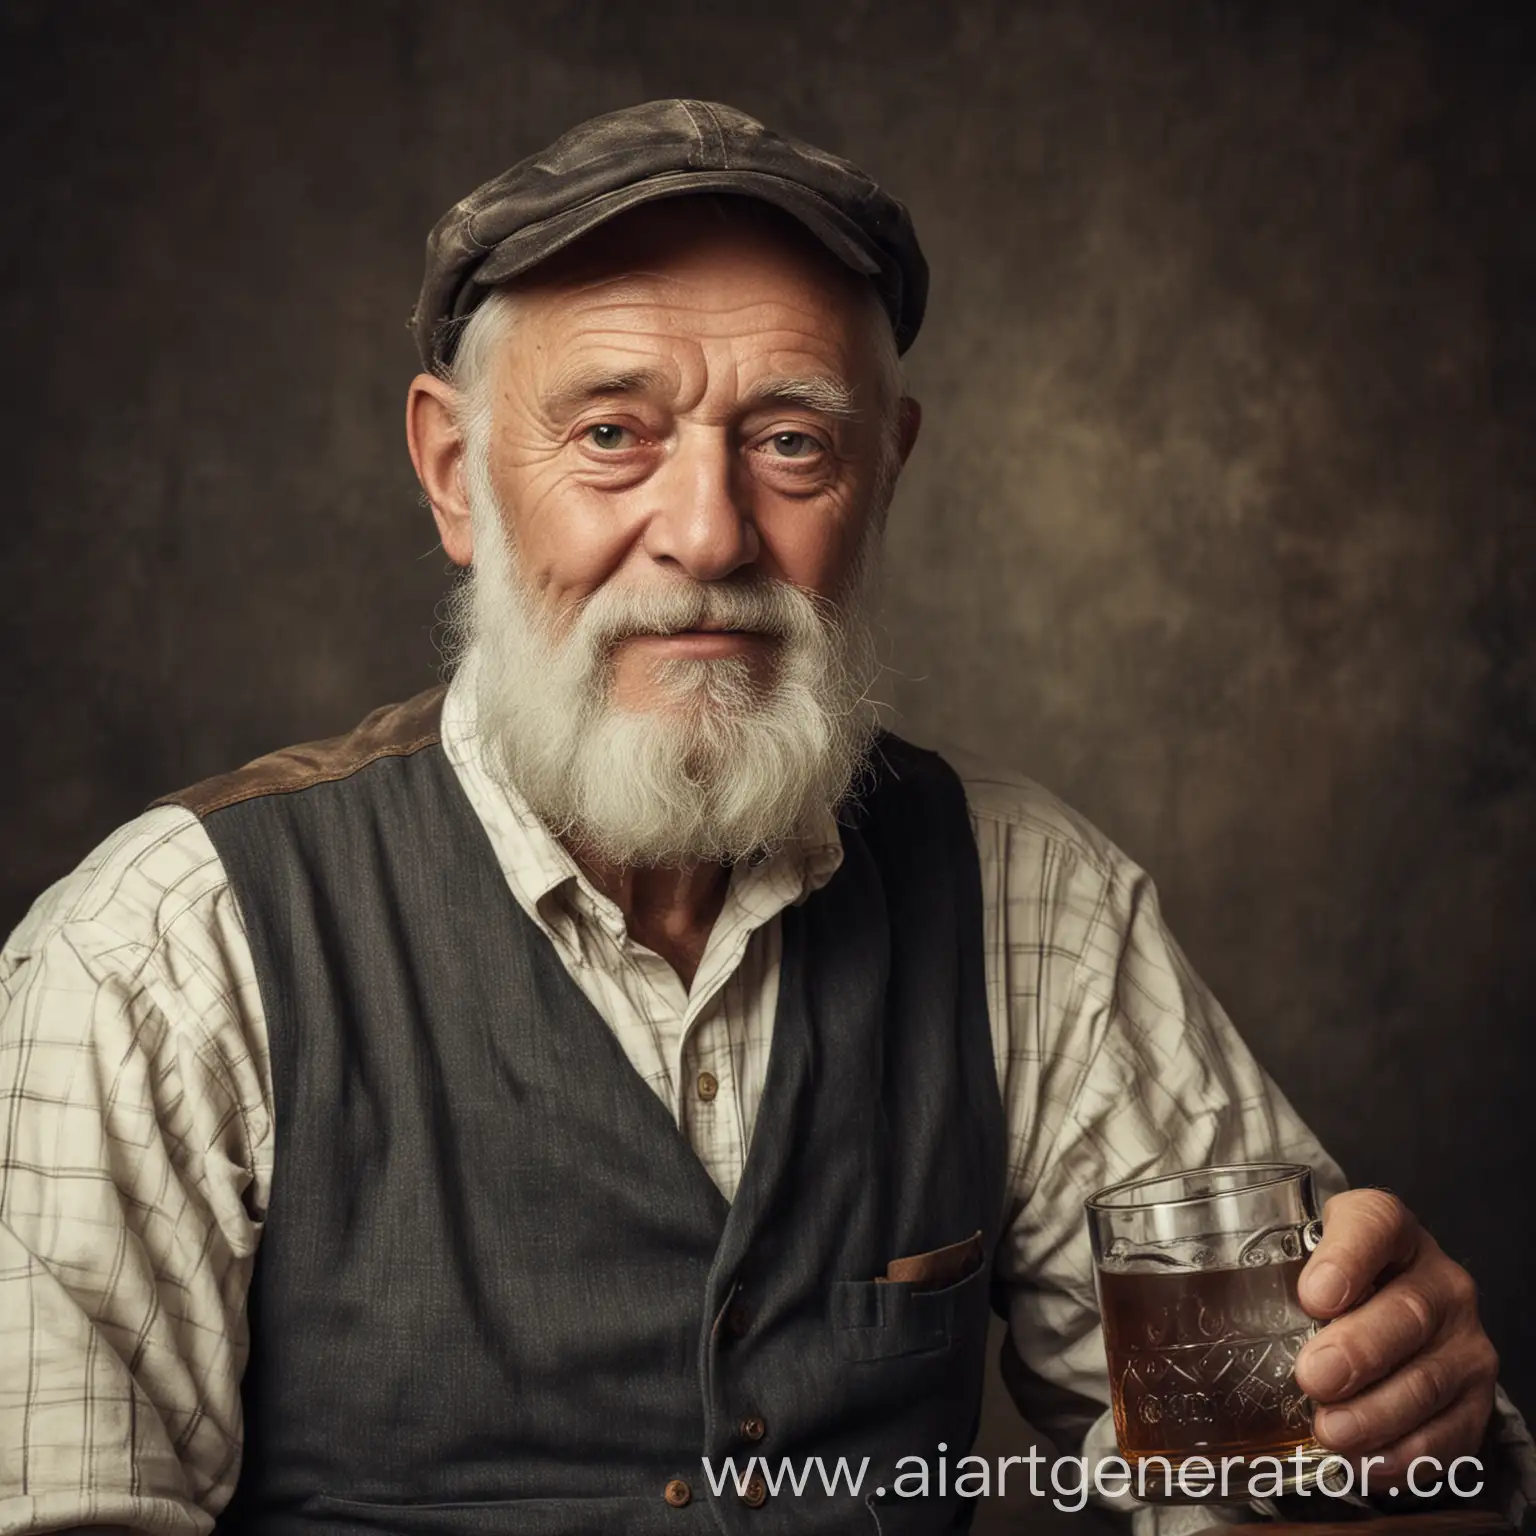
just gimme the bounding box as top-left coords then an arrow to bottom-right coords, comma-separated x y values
443,287 -> 519,460
443,275 -> 907,508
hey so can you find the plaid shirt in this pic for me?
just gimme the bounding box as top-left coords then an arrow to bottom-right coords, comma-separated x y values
3,669 -> 1527,1535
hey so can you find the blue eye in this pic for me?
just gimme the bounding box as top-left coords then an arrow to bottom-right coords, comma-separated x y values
767,431 -> 820,458
585,423 -> 630,450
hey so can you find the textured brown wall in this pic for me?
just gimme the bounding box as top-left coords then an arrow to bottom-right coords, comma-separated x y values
3,0 -> 1532,1457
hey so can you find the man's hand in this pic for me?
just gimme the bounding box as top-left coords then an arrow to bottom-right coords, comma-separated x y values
1294,1189 -> 1499,1478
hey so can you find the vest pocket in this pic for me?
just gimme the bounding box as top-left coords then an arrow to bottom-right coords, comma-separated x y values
831,1259 -> 988,1362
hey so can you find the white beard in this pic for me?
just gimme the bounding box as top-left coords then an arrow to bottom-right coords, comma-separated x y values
443,452 -> 884,868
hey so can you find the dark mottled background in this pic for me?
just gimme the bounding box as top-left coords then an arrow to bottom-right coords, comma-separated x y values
3,0 -> 1533,1522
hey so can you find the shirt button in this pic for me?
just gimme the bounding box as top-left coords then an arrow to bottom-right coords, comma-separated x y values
741,1475 -> 768,1508
696,1070 -> 718,1102
741,1414 -> 767,1442
664,1478 -> 692,1508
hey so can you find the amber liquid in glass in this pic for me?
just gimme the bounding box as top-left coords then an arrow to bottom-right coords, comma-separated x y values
1099,1256 -> 1316,1467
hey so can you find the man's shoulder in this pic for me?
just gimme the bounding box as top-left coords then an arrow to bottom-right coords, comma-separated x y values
3,802 -> 230,984
931,742 -> 1134,881
157,686 -> 448,821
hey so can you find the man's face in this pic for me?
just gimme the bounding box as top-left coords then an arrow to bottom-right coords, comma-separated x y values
463,199 -> 894,713
408,199 -> 914,866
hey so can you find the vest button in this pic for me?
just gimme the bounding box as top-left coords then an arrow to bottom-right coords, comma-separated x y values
741,1414 -> 767,1442
664,1478 -> 692,1508
696,1070 -> 718,1101
724,1300 -> 751,1338
741,1474 -> 768,1508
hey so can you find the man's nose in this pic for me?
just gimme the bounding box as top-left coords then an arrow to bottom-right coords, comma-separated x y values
641,431 -> 760,581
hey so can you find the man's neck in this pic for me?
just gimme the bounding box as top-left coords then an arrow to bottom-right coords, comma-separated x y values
567,845 -> 732,991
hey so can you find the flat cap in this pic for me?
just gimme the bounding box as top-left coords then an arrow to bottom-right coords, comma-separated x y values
412,98 -> 927,370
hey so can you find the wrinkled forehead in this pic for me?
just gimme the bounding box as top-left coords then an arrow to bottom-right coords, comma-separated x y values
500,197 -> 882,368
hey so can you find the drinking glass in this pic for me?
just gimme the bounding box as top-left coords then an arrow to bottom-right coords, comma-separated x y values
1085,1162 -> 1327,1500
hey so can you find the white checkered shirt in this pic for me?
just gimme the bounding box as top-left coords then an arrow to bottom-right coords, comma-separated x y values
3,670 -> 1529,1535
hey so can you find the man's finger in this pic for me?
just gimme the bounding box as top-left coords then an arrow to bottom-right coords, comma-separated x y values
1356,1389 -> 1495,1483
1295,1266 -> 1447,1402
1299,1188 -> 1420,1319
1309,1338 -> 1475,1452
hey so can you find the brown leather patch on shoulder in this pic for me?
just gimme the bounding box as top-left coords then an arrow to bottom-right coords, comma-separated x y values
154,685 -> 448,819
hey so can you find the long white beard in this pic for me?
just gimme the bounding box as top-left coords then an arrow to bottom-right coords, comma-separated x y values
443,457 -> 884,868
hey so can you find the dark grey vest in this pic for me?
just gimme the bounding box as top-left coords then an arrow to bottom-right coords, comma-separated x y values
165,690 -> 1006,1535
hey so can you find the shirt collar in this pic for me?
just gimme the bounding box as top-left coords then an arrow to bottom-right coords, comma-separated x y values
437,658 -> 845,949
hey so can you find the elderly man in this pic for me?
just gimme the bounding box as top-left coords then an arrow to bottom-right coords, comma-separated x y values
0,100 -> 1524,1536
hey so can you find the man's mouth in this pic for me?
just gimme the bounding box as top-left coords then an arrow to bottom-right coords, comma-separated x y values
617,626 -> 776,654
629,620 -> 777,640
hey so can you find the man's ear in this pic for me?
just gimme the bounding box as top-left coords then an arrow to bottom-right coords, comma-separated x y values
406,373 -> 474,567
896,395 -> 922,467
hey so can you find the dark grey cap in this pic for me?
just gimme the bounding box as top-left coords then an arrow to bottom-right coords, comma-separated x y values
411,98 -> 927,370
